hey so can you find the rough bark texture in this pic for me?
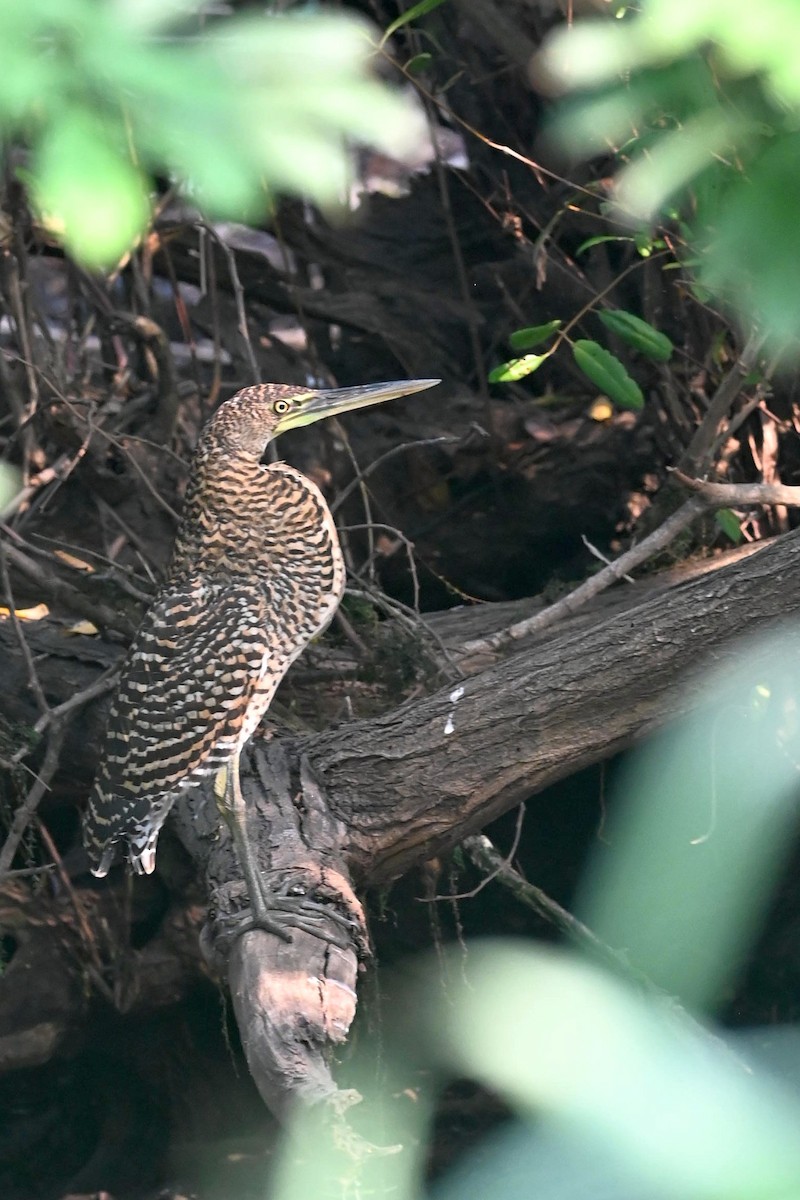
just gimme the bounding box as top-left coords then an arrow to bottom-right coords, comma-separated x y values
169,743 -> 366,1119
302,530 -> 800,884
2,527 -> 798,1120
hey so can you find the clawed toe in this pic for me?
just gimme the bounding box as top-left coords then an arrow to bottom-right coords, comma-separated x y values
210,889 -> 357,951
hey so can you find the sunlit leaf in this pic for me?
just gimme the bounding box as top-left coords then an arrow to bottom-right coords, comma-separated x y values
32,107 -> 150,268
64,619 -> 99,636
489,353 -> 551,383
598,309 -> 674,361
589,397 -> 614,421
572,340 -> 644,409
0,603 -> 49,621
634,230 -> 666,256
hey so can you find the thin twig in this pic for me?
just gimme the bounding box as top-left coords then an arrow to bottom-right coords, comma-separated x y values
344,522 -> 422,614
422,805 -> 527,902
430,125 -> 490,414
462,833 -> 706,1008
0,544 -> 50,717
5,523 -> 151,596
2,863 -> 56,879
6,248 -> 40,415
581,534 -> 636,583
330,435 -> 458,514
332,609 -> 369,658
0,452 -> 73,523
463,832 -> 616,957
334,424 -> 378,585
459,497 -> 706,658
201,222 -> 262,385
120,314 -> 180,444
680,330 -> 768,474
0,724 -> 65,878
35,818 -> 113,997
347,581 -> 464,681
0,665 -> 117,875
27,667 -> 118,744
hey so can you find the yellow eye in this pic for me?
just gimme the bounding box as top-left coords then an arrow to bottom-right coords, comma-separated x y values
273,399 -> 291,415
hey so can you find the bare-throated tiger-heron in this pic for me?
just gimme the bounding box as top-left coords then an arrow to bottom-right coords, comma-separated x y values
83,377 -> 439,939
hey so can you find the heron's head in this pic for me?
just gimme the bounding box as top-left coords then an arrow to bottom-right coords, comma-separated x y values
208,379 -> 440,456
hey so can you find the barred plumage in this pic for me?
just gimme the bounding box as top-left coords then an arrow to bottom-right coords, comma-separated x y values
83,379 -> 438,905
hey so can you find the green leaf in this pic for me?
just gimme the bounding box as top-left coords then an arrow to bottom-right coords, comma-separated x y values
2,7 -> 428,239
0,463 -> 21,512
406,52 -> 434,74
114,0 -> 204,32
575,234 -> 634,256
572,340 -> 644,409
32,107 -> 150,268
508,320 -> 562,351
489,353 -> 551,383
598,309 -> 674,361
380,0 -> 449,46
634,231 -> 666,257
715,508 -> 743,544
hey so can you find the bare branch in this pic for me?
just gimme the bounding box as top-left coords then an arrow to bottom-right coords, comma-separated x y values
671,469 -> 800,508
459,497 -> 706,658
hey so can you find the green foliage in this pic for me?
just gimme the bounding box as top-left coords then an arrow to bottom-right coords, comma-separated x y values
491,308 -> 665,405
379,0 -> 450,47
405,52 -> 434,74
573,339 -> 645,409
508,320 -> 563,352
539,1 -> 800,347
715,507 -> 744,544
598,309 -> 674,361
488,351 -> 551,383
0,0 -> 423,267
0,464 -> 21,511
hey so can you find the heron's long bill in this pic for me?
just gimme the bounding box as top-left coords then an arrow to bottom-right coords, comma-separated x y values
276,378 -> 440,433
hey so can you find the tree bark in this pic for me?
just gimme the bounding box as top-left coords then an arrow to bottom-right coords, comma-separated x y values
1,527 -> 799,1119
305,530 -> 800,884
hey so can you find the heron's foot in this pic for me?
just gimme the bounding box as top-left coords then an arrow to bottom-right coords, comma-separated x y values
214,887 -> 358,951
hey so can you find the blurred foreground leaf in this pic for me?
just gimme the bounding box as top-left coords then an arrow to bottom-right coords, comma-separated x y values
538,1 -> 800,350
578,630 -> 800,1008
0,463 -> 21,512
0,1 -> 424,266
432,942 -> 800,1200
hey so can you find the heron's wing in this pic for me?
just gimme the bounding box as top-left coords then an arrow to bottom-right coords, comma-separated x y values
83,578 -> 272,870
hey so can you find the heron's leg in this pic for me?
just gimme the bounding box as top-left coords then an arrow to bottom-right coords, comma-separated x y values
214,756 -> 356,948
214,756 -> 293,941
